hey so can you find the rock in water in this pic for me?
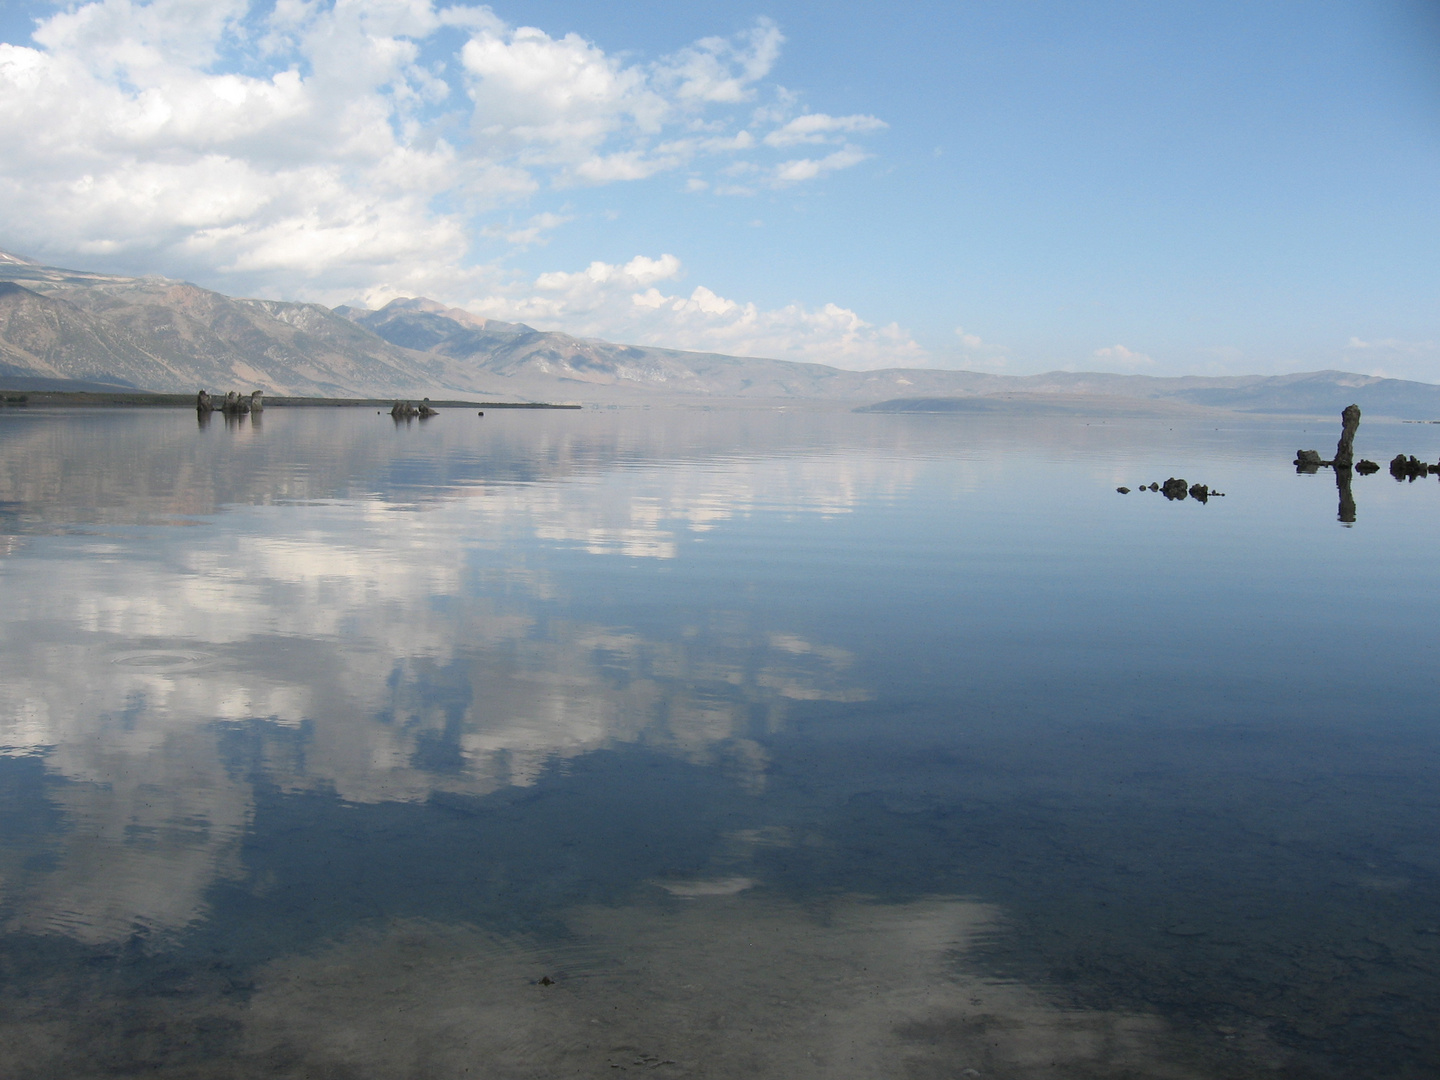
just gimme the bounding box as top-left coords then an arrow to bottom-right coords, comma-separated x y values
1117,487 -> 1130,494
1161,477 -> 1189,500
1333,404 -> 1360,469
391,400 -> 437,419
1356,459 -> 1379,475
1188,484 -> 1209,503
1294,449 -> 1323,471
1390,454 -> 1430,479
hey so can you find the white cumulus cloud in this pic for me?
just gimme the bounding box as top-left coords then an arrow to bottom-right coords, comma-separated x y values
457,254 -> 928,370
1340,336 -> 1440,380
947,326 -> 1011,372
772,147 -> 871,185
0,1 -> 885,301
762,112 -> 887,147
1092,344 -> 1155,370
1345,336 -> 1436,353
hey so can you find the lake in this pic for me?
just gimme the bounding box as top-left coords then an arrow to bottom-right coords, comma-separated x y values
0,404 -> 1436,1079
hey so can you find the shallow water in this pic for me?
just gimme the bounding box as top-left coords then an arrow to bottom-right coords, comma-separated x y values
0,405 -> 1437,1079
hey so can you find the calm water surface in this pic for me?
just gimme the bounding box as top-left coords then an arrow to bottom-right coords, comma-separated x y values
0,406 -> 1437,1079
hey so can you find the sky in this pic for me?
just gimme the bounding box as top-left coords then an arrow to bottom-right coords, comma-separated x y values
0,0 -> 1438,378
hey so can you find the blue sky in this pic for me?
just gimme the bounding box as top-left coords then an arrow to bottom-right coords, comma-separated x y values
1,1 -> 1437,377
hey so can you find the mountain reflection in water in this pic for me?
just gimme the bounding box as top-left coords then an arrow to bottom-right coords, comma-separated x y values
0,406 -> 1437,1079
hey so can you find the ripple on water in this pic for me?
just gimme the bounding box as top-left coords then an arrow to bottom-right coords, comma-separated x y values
108,650 -> 215,673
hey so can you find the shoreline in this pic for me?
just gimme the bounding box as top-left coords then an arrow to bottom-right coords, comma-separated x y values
0,391 -> 581,410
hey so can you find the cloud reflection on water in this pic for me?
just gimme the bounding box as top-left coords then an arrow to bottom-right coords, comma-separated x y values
0,418 -> 877,945
4,408 -> 1437,1077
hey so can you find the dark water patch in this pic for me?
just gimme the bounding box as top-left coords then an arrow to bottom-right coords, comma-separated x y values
744,720 -> 1440,1078
194,748 -> 745,964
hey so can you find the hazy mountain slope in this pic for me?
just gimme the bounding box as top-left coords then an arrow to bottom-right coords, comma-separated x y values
339,301 -> 535,361
864,370 -> 1440,418
345,297 -> 1012,399
0,281 -> 182,388
1162,370 -> 1440,415
0,256 -> 500,398
346,296 -> 1440,415
4,251 -> 1440,414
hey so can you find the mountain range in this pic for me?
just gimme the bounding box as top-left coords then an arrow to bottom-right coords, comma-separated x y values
2,248 -> 1438,416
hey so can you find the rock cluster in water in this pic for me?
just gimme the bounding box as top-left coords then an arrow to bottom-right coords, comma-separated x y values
1296,405 -> 1440,484
197,389 -> 263,415
1388,454 -> 1440,479
391,399 -> 438,419
1295,404 -> 1363,471
1117,478 -> 1224,502
1288,404 -> 1423,523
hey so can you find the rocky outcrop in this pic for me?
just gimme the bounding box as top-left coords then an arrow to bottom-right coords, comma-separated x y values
391,399 -> 439,419
1334,403 -> 1361,469
1296,404 -> 1363,473
1124,478 -> 1225,501
1161,477 -> 1190,500
1389,454 -> 1432,479
197,388 -> 262,414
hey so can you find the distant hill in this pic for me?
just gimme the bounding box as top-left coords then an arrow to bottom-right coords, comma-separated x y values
858,372 -> 1440,418
339,295 -> 935,398
0,258 -> 483,399
2,248 -> 1439,415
